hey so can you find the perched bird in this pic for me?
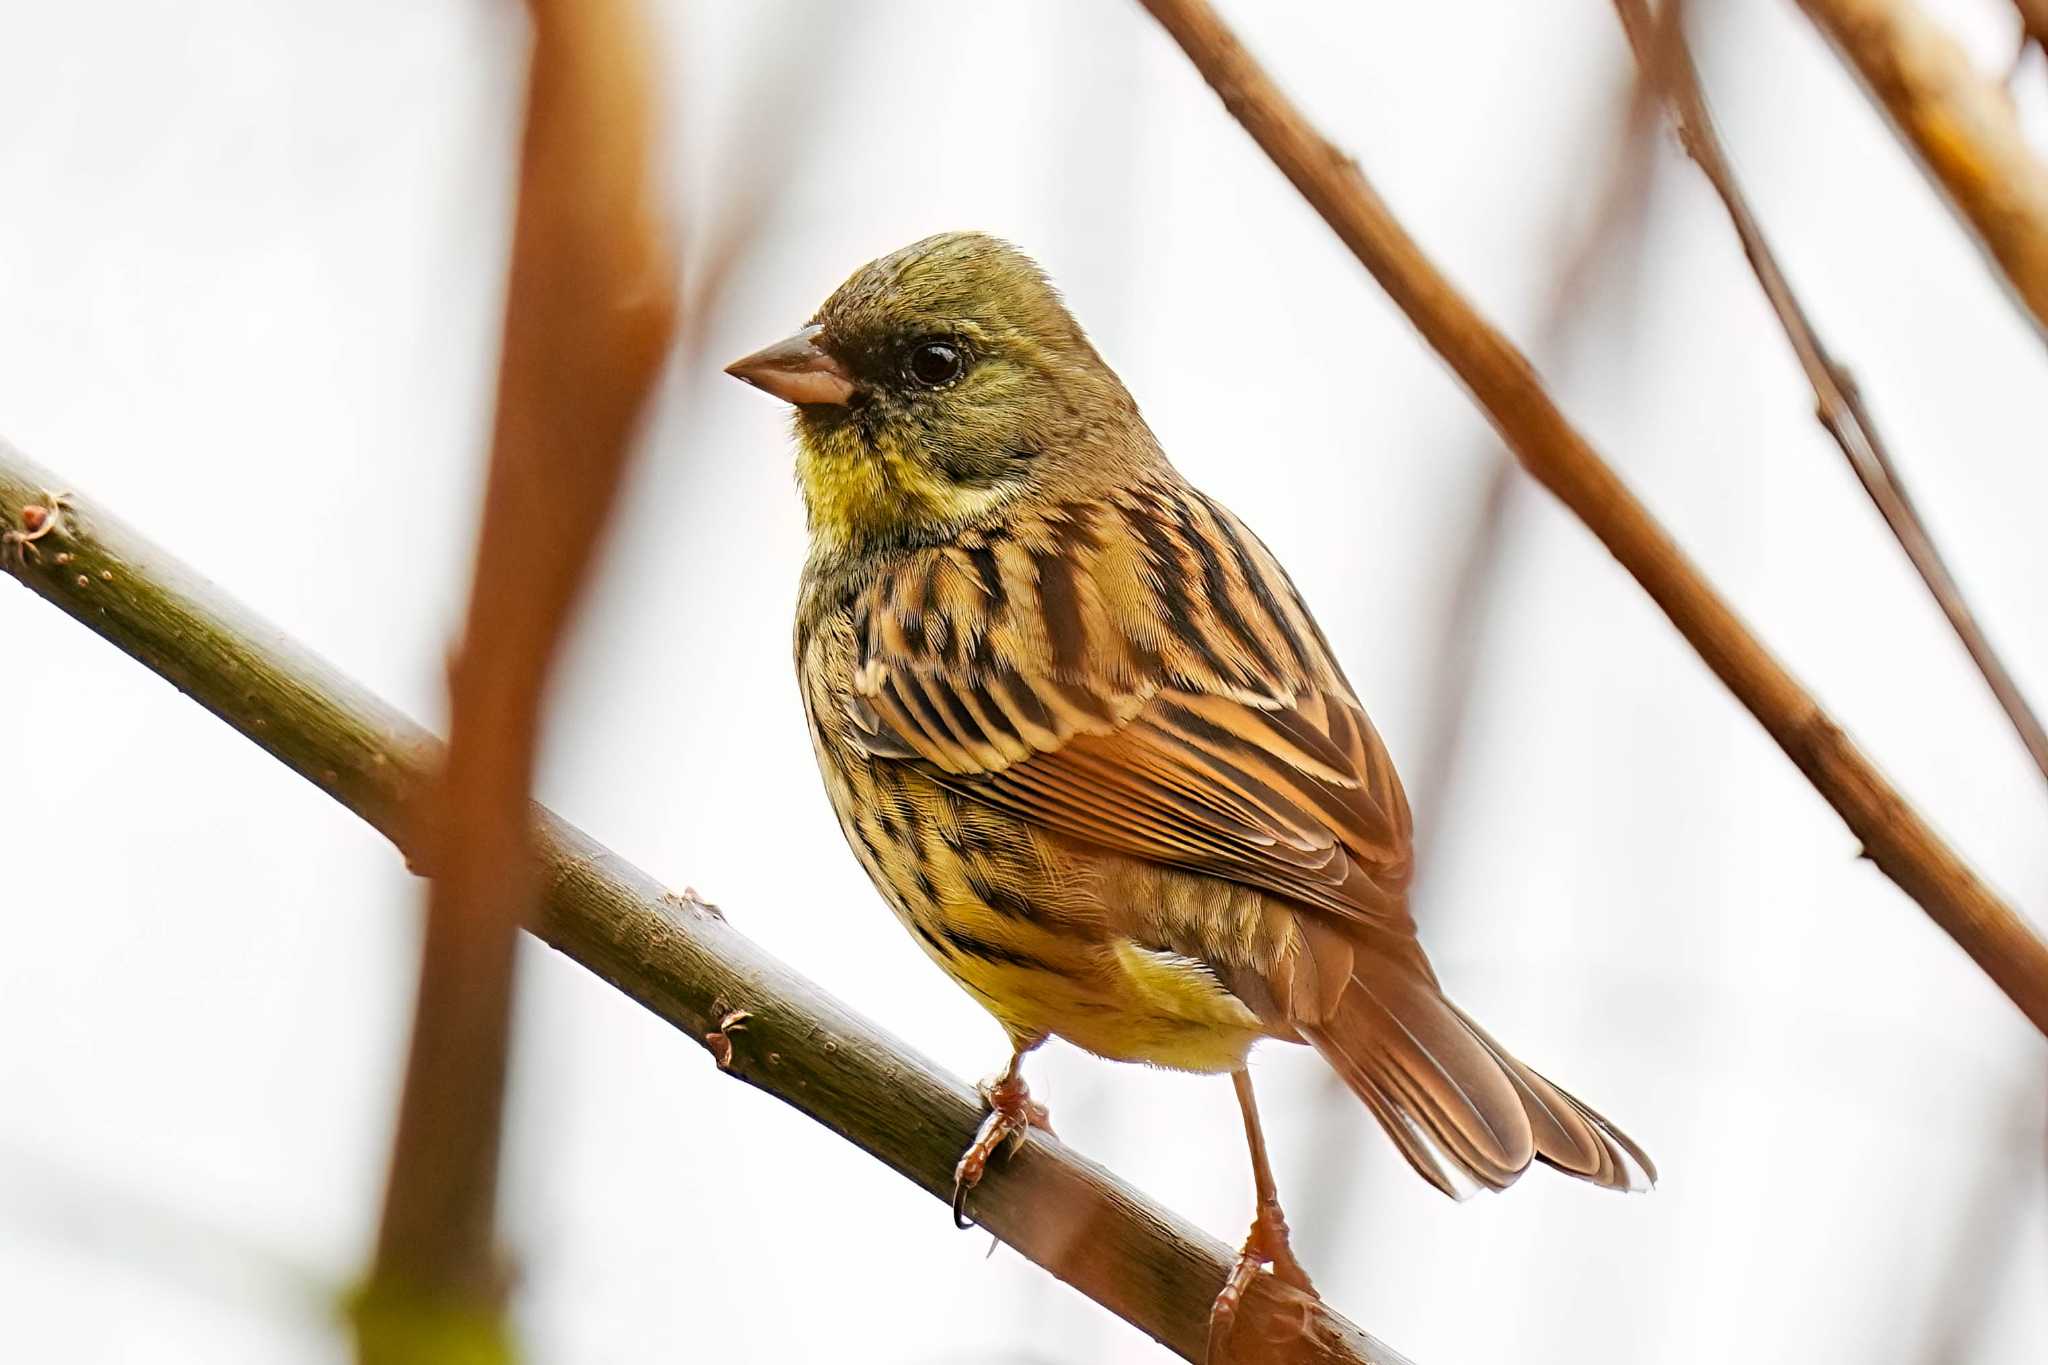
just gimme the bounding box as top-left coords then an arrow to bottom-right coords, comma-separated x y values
727,232 -> 1652,1351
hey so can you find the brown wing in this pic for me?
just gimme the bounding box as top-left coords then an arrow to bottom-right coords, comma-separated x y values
839,478 -> 1414,931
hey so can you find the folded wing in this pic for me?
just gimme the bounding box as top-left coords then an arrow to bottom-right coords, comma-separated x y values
839,482 -> 1414,933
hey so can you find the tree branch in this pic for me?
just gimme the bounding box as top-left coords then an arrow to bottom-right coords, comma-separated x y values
0,449 -> 1411,1365
357,1 -> 677,1357
1793,0 -> 2048,346
1134,0 -> 2048,1036
1613,0 -> 2048,791
2018,0 -> 2048,51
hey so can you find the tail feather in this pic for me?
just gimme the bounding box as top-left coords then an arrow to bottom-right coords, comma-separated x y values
1301,951 -> 1653,1197
1450,1002 -> 1656,1191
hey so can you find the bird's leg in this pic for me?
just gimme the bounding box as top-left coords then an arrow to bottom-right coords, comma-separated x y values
951,1032 -> 1051,1229
1208,1068 -> 1318,1362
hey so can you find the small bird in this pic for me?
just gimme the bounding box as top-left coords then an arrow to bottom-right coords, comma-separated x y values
728,232 -> 1652,1352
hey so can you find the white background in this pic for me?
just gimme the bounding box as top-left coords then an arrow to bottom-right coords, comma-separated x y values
4,2 -> 2047,1362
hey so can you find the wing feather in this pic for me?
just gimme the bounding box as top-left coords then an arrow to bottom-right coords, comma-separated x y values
837,480 -> 1413,931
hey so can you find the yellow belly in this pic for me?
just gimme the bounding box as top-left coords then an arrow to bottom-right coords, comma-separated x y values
885,868 -> 1267,1074
801,614 -> 1269,1074
820,755 -> 1267,1071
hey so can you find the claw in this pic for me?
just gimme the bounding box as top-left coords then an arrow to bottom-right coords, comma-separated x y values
949,1067 -> 1052,1230
1206,1255 -> 1257,1364
1206,1199 -> 1317,1362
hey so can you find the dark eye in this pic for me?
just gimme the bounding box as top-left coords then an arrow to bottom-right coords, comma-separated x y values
905,339 -> 965,389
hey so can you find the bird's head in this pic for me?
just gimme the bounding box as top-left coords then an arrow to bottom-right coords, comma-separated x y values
726,232 -> 1146,556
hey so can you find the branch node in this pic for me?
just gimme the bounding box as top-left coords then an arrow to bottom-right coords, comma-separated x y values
672,885 -> 725,921
4,489 -> 72,566
707,1008 -> 753,1071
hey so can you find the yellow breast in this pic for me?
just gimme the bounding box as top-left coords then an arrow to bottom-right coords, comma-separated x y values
797,592 -> 1268,1074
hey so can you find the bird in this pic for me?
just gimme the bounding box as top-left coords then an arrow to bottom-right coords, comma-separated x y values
726,231 -> 1652,1354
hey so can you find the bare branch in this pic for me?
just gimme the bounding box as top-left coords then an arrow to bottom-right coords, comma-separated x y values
0,452 -> 1412,1365
2019,0 -> 2048,50
358,0 -> 677,1354
1794,0 -> 2048,346
1134,0 -> 2048,1036
1614,0 -> 2048,790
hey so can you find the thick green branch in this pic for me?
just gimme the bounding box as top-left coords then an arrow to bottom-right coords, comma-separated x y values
0,446 -> 1411,1365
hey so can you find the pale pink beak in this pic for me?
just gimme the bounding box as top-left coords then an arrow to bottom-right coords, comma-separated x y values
724,324 -> 857,407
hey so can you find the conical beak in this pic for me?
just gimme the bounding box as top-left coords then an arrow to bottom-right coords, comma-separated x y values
723,324 -> 857,407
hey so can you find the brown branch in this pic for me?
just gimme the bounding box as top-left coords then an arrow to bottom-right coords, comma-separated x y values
1614,0 -> 2048,790
1794,0 -> 2048,346
2019,0 -> 2048,50
0,454 -> 1411,1365
357,0 -> 677,1355
1134,0 -> 2048,1036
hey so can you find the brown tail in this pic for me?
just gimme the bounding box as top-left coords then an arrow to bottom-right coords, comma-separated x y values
1299,949 -> 1654,1198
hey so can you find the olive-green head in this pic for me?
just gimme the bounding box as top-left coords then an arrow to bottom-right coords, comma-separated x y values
726,232 -> 1147,555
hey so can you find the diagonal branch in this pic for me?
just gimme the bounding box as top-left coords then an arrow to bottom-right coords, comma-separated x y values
1793,0 -> 2048,346
2020,1 -> 2048,51
1133,0 -> 2048,1036
0,451 -> 1411,1365
1614,0 -> 2048,791
357,0 -> 677,1356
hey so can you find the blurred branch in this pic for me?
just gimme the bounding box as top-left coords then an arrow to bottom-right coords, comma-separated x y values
1794,0 -> 2048,345
1134,0 -> 2048,1037
1910,1075 -> 2045,1363
2020,1 -> 2048,50
673,3 -> 851,361
1407,60 -> 1660,842
1615,0 -> 2048,791
0,451 -> 1411,1365
358,1 -> 677,1358
1301,49 -> 1663,1275
0,1140 -> 331,1323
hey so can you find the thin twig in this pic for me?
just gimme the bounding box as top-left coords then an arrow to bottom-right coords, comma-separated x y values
358,0 -> 677,1355
1407,59 -> 1661,845
0,452 -> 1411,1365
1134,0 -> 2048,1036
1616,0 -> 2048,792
672,3 -> 852,362
1794,0 -> 2048,346
1908,1074 -> 2046,1363
0,1140 -> 330,1320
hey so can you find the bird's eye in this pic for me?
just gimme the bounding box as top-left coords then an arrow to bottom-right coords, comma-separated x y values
905,340 -> 966,389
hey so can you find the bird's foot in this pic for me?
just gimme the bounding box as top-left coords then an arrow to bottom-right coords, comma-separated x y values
1207,1197 -> 1318,1363
950,1069 -> 1053,1230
